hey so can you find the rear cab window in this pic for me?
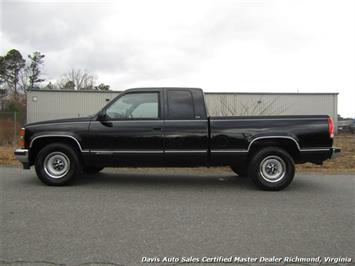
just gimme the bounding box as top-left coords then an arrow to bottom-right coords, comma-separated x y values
167,90 -> 195,120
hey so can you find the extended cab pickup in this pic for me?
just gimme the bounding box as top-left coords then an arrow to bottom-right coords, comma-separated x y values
15,87 -> 341,190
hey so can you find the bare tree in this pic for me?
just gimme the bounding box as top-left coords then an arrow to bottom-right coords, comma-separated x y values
218,95 -> 235,116
215,95 -> 288,116
27,51 -> 45,90
60,69 -> 96,90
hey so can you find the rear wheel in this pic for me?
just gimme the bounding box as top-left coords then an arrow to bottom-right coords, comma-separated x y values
248,147 -> 295,191
83,166 -> 104,174
35,143 -> 81,186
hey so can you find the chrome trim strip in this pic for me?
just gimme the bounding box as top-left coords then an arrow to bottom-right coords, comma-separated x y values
248,136 -> 301,151
163,120 -> 207,122
92,120 -> 205,123
91,150 -> 207,154
299,148 -> 330,152
165,150 -> 207,153
211,150 -> 247,153
29,135 -> 83,151
211,148 -> 330,153
92,150 -> 163,154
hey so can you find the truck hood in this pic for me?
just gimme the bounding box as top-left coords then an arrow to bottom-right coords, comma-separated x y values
25,115 -> 94,127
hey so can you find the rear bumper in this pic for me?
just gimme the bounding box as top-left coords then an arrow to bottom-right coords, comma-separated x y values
14,149 -> 30,169
330,147 -> 341,159
298,147 -> 341,164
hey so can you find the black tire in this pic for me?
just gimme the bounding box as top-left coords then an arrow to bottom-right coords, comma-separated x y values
230,165 -> 248,177
35,143 -> 81,186
248,147 -> 295,191
83,166 -> 104,174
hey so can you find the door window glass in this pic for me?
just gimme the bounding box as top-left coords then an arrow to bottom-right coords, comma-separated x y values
106,92 -> 159,119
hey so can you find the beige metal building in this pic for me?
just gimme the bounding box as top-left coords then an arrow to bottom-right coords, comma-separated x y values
27,90 -> 339,130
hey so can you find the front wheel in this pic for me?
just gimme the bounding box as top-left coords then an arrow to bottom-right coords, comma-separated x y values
248,147 -> 295,191
35,143 -> 81,186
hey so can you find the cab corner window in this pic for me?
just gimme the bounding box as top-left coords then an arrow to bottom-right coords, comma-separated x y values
167,90 -> 195,120
106,92 -> 159,119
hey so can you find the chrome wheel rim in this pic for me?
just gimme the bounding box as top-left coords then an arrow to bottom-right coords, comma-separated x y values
44,152 -> 70,179
260,155 -> 286,183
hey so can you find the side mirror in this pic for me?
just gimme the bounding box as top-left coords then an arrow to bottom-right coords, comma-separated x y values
97,111 -> 113,127
97,111 -> 106,121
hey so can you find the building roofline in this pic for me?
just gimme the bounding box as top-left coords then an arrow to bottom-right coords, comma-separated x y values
128,87 -> 202,90
27,89 -> 119,93
205,92 -> 339,95
27,89 -> 339,95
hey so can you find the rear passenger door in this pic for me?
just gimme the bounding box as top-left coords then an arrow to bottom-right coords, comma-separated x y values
163,89 -> 209,166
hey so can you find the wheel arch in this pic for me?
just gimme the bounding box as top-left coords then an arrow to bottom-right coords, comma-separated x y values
247,136 -> 300,161
29,135 -> 83,164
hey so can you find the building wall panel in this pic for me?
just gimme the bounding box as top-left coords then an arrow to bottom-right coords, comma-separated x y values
27,90 -> 338,130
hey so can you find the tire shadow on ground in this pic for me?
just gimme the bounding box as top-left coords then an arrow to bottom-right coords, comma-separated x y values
18,168 -> 324,192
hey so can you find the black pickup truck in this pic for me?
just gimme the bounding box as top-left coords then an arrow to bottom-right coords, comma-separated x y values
15,87 -> 340,190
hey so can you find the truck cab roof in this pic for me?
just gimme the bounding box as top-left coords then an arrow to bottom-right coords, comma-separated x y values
126,87 -> 203,93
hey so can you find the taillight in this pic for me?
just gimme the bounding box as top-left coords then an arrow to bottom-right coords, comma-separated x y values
328,117 -> 334,138
18,128 -> 25,148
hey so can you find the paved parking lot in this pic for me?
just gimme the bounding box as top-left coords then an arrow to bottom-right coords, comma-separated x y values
0,167 -> 354,266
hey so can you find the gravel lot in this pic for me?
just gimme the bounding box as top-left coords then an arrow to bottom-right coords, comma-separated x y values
0,167 -> 354,266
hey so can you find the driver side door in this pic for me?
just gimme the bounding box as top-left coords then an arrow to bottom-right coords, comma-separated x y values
87,90 -> 164,166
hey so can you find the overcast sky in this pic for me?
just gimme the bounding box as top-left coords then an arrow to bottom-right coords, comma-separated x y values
1,0 -> 354,117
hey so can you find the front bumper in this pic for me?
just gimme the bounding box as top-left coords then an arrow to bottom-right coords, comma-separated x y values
330,147 -> 341,159
14,149 -> 30,169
